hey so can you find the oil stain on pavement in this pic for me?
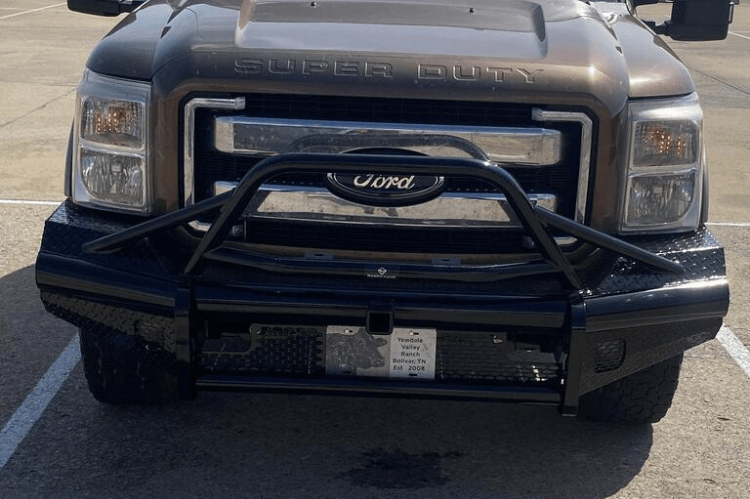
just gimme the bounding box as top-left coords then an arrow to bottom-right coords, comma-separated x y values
339,448 -> 462,489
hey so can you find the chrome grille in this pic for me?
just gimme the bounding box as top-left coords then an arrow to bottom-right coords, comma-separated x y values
184,94 -> 592,250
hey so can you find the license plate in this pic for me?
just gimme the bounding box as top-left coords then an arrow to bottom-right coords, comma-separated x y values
389,327 -> 437,380
325,326 -> 437,380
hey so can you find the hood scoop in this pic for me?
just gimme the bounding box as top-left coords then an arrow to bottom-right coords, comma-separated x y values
236,0 -> 549,59
240,0 -> 546,41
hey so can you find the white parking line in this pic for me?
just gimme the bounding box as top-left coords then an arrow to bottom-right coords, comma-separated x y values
0,199 -> 61,206
730,32 -> 750,41
0,3 -> 66,21
709,223 -> 750,227
717,326 -> 750,378
0,334 -> 80,471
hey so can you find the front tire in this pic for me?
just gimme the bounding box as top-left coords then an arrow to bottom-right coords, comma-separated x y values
79,327 -> 179,404
578,354 -> 684,424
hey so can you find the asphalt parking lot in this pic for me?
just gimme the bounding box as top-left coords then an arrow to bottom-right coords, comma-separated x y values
1,1 -> 750,498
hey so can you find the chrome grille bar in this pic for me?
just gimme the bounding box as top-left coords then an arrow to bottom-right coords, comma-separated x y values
213,181 -> 557,228
214,117 -> 563,165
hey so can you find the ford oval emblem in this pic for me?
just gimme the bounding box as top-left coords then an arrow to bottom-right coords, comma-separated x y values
326,173 -> 445,207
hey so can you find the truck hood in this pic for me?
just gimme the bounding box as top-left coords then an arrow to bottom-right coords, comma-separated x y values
87,0 -> 694,112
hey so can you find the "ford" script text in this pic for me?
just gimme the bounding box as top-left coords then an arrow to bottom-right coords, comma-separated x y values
353,175 -> 416,190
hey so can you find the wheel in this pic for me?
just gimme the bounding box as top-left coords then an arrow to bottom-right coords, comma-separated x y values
79,327 -> 179,404
578,354 -> 683,424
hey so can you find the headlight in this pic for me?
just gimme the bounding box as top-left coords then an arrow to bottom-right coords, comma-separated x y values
621,93 -> 704,234
71,70 -> 152,213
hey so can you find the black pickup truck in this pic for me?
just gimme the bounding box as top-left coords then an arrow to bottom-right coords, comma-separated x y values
36,0 -> 733,423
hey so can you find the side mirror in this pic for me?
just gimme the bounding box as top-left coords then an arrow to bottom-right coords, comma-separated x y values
643,0 -> 738,41
668,0 -> 735,40
67,0 -> 145,16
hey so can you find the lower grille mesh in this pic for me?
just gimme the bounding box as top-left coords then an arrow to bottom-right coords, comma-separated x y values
201,326 -> 325,375
437,333 -> 560,382
199,326 -> 561,384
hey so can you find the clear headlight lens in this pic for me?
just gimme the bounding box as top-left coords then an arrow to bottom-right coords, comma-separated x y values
80,149 -> 145,206
72,70 -> 151,213
626,171 -> 696,225
621,94 -> 704,233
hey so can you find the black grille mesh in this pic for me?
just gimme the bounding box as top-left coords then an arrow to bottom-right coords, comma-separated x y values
437,332 -> 559,382
199,327 -> 560,385
594,339 -> 626,373
201,326 -> 325,375
242,94 -> 533,125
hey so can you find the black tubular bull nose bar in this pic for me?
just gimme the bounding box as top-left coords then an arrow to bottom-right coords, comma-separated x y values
83,152 -> 683,287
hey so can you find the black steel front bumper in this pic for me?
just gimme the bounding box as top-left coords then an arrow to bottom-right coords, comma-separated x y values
35,154 -> 729,414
